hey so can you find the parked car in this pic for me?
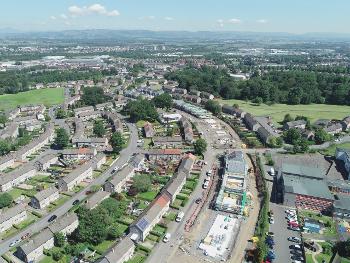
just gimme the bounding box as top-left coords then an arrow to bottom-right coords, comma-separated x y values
195,198 -> 202,204
288,226 -> 301,231
163,233 -> 171,243
288,237 -> 301,243
72,199 -> 79,206
269,217 -> 275,224
48,214 -> 57,222
9,239 -> 20,247
290,244 -> 302,250
266,232 -> 274,237
176,212 -> 185,222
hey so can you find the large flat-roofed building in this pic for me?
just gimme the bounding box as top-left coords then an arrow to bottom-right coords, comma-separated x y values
215,151 -> 248,215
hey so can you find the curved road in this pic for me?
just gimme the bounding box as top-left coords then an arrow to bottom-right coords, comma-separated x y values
0,122 -> 138,256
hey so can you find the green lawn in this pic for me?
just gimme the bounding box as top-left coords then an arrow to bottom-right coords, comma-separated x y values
340,258 -> 350,263
93,240 -> 115,254
299,210 -> 337,237
319,142 -> 350,156
316,253 -> 332,263
218,99 -> 350,124
0,88 -> 64,110
138,191 -> 158,201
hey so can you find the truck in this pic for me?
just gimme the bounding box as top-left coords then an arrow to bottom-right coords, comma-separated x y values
176,211 -> 185,222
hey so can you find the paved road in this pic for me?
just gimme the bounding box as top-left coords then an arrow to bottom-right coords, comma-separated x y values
0,122 -> 138,256
146,112 -> 224,263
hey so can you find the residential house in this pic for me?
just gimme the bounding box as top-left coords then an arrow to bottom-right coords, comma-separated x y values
177,154 -> 196,177
221,105 -> 246,118
72,137 -> 108,150
324,123 -> 343,135
179,117 -> 194,143
15,123 -> 55,162
25,120 -> 42,132
314,119 -> 330,129
301,129 -> 315,140
183,94 -> 201,104
85,191 -> 110,210
16,229 -> 54,263
152,136 -> 182,148
0,164 -> 37,192
31,187 -> 59,209
129,193 -> 171,242
104,164 -> 134,193
13,115 -> 37,126
91,153 -> 107,169
146,149 -> 182,162
164,170 -> 187,202
95,102 -> 114,111
341,116 -> 350,131
98,236 -> 135,263
74,106 -> 94,117
48,213 -> 79,236
244,113 -> 260,131
283,120 -> 307,130
336,148 -> 350,179
0,123 -> 18,139
57,162 -> 93,192
61,148 -> 97,160
144,122 -> 155,138
34,154 -> 58,171
200,92 -> 214,100
0,204 -> 27,233
78,111 -> 102,121
0,155 -> 15,171
102,112 -> 123,133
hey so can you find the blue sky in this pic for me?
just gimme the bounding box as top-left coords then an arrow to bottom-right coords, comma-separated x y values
1,0 -> 349,33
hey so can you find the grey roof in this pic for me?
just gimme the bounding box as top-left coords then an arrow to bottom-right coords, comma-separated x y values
33,187 -> 58,202
129,154 -> 144,168
48,213 -> 78,234
334,194 -> 350,210
101,237 -> 135,263
85,191 -> 110,209
283,174 -> 334,200
165,171 -> 187,197
177,155 -> 195,174
0,154 -> 15,166
0,204 -> 26,224
325,123 -> 343,132
19,228 -> 53,255
74,106 -> 94,114
61,148 -> 96,156
281,163 -> 324,179
36,154 -> 58,165
61,161 -> 93,185
0,163 -> 36,185
225,151 -> 247,175
78,110 -> 102,118
285,120 -> 307,128
108,164 -> 134,186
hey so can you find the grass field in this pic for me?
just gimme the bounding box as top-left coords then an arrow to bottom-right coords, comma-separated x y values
218,99 -> 350,124
0,88 -> 64,110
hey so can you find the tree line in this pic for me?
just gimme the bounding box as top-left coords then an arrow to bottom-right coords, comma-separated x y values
165,66 -> 350,105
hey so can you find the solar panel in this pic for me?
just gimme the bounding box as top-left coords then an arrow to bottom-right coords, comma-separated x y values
136,218 -> 149,231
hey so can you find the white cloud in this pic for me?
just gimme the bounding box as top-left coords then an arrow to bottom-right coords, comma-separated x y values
67,4 -> 120,17
164,17 -> 174,21
217,19 -> 224,28
50,16 -> 57,20
257,19 -> 267,24
139,16 -> 156,20
228,18 -> 241,24
60,14 -> 68,20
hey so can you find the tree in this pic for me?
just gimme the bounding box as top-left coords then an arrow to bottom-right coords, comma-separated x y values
293,138 -> 309,153
81,87 -> 111,106
108,224 -> 124,240
0,114 -> 7,125
132,174 -> 152,193
152,93 -> 173,110
314,129 -> 331,144
54,128 -> 69,149
100,198 -> 127,221
205,100 -> 222,116
233,103 -> 239,109
110,132 -> 125,154
55,108 -> 67,119
0,193 -> 13,208
283,128 -> 301,145
125,98 -> 159,123
252,97 -> 263,105
93,120 -> 106,137
54,232 -> 66,247
282,114 -> 294,124
0,140 -> 11,156
194,138 -> 207,156
337,238 -> 350,258
268,137 -> 283,148
75,206 -> 112,245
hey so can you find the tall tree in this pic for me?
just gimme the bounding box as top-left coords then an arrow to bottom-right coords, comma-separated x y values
193,138 -> 208,156
54,128 -> 69,149
93,120 -> 106,137
110,132 -> 125,154
152,93 -> 173,109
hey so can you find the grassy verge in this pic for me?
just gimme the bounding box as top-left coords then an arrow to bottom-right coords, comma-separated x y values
319,142 -> 350,156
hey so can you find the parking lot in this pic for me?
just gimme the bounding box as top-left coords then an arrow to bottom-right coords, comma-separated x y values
269,203 -> 304,263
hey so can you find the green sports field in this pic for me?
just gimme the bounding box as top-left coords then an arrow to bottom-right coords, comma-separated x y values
0,88 -> 64,110
218,99 -> 350,124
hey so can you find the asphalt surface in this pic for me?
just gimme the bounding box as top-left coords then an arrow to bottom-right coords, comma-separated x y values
0,122 -> 138,256
145,112 -> 225,263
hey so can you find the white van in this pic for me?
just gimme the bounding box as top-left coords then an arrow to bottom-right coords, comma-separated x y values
270,167 -> 275,176
203,180 -> 209,189
176,211 -> 184,222
163,233 -> 171,243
